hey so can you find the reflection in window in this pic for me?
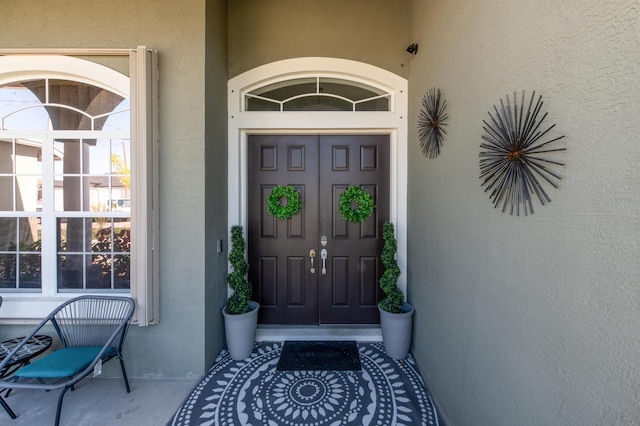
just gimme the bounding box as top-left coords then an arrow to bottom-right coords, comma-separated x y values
57,217 -> 130,290
52,138 -> 131,213
0,78 -> 130,291
0,137 -> 42,213
0,217 -> 41,289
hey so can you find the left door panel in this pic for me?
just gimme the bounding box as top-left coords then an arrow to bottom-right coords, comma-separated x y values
247,135 -> 319,324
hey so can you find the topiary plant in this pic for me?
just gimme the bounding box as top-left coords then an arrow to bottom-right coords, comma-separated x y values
226,225 -> 252,315
379,221 -> 404,313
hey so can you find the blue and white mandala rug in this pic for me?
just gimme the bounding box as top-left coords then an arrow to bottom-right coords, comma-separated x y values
169,342 -> 441,426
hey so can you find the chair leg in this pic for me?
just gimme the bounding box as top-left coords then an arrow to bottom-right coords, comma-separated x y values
54,386 -> 71,426
0,394 -> 17,419
117,354 -> 131,393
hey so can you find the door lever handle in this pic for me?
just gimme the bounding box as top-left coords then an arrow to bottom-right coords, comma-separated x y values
320,248 -> 327,275
309,249 -> 316,274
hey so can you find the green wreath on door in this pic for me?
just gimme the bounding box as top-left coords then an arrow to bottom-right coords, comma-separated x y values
339,185 -> 375,223
267,185 -> 303,220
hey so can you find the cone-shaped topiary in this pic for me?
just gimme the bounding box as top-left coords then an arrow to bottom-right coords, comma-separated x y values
379,221 -> 404,313
226,225 -> 252,315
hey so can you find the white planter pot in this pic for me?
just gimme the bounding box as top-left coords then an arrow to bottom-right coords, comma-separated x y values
223,301 -> 260,360
378,302 -> 414,360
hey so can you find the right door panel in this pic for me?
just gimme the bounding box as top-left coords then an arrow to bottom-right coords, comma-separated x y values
318,135 -> 390,324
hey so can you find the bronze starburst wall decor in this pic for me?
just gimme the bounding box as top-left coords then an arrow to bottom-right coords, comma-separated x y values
418,87 -> 448,158
479,91 -> 566,216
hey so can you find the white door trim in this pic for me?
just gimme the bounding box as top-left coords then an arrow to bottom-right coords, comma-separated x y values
227,57 -> 408,310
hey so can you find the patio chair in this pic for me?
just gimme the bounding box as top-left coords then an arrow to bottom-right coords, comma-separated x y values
0,295 -> 135,425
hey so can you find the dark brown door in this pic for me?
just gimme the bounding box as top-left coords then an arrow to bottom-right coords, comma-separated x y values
247,134 -> 389,325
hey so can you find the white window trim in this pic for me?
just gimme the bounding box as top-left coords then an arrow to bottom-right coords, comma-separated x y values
228,57 -> 408,298
0,49 -> 159,325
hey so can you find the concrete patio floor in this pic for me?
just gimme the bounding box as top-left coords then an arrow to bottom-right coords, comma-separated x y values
1,377 -> 199,425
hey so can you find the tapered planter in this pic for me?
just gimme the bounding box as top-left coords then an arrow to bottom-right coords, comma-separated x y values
379,302 -> 414,360
223,301 -> 260,360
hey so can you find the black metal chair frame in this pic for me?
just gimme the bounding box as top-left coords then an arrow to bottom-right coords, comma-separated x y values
0,295 -> 135,425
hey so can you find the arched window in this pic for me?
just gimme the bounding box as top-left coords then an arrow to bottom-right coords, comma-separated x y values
0,77 -> 130,292
245,77 -> 391,112
0,51 -> 158,325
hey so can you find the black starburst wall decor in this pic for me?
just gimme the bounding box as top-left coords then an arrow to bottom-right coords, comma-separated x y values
479,91 -> 566,216
418,87 -> 449,158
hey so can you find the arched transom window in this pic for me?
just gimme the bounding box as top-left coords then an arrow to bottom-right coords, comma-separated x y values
245,76 -> 391,112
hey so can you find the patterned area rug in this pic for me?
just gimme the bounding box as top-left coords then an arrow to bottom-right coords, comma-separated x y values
169,342 -> 441,426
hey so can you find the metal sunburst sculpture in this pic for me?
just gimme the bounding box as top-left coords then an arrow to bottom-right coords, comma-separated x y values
418,87 -> 448,158
479,91 -> 566,216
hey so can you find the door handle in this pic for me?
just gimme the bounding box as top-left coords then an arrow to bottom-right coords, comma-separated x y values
309,249 -> 316,274
320,248 -> 327,275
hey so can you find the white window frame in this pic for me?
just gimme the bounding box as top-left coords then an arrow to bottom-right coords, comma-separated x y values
0,48 -> 159,325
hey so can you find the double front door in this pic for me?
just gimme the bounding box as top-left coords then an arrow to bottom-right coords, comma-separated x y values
247,134 -> 390,325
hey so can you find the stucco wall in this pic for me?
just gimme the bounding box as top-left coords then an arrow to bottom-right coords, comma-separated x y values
204,0 -> 229,367
0,0 -> 220,378
228,0 -> 409,79
407,1 -> 640,425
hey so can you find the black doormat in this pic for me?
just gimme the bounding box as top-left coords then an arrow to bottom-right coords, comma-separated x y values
277,340 -> 361,371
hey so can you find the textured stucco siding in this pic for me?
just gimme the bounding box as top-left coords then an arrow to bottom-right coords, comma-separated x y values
407,1 -> 640,425
228,0 -> 409,79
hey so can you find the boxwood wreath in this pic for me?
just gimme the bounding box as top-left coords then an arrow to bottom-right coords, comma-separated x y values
267,185 -> 302,220
339,185 -> 375,223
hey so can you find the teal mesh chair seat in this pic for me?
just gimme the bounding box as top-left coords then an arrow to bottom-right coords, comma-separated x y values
14,346 -> 114,378
0,296 -> 135,426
